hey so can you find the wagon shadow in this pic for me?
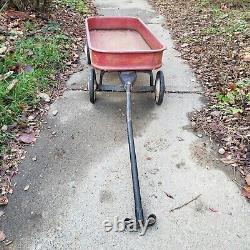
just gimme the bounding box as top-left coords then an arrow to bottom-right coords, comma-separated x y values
93,71 -> 158,137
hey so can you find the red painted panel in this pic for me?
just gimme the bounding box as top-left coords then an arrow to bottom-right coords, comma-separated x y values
85,16 -> 165,70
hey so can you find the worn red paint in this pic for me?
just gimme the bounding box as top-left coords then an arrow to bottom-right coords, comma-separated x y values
85,16 -> 166,71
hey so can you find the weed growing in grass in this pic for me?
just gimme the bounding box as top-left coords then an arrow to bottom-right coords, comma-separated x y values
0,21 -> 70,154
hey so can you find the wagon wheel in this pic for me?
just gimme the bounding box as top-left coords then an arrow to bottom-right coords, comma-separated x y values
149,71 -> 154,86
154,71 -> 165,105
88,68 -> 96,103
84,43 -> 91,65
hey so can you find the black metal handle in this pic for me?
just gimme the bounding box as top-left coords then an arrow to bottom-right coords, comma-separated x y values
125,83 -> 144,224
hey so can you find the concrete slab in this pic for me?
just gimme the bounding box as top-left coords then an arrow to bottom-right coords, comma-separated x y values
1,0 -> 249,249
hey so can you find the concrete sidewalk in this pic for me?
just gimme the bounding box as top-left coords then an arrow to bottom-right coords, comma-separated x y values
1,0 -> 250,249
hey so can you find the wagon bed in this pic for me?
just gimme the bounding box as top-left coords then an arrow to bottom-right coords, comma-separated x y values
85,16 -> 165,71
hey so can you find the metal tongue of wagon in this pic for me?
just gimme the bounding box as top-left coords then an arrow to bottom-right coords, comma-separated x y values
85,16 -> 166,228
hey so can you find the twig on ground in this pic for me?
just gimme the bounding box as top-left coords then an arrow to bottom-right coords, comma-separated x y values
232,179 -> 244,189
164,191 -> 174,199
0,0 -> 9,12
169,194 -> 201,212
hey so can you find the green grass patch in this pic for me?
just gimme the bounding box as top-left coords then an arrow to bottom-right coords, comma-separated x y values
198,0 -> 249,36
215,79 -> 250,114
58,0 -> 88,14
0,20 -> 70,154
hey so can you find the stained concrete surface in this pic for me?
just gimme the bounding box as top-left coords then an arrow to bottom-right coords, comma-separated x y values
1,0 -> 250,249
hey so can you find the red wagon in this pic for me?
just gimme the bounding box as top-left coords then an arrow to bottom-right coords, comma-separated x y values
85,16 -> 166,228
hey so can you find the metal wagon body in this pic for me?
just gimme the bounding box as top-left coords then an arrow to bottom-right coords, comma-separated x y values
86,16 -> 165,71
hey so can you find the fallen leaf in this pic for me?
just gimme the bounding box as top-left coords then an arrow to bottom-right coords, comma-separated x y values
28,115 -> 35,121
11,63 -> 22,73
242,186 -> 250,199
218,148 -> 225,155
27,50 -> 33,56
164,191 -> 174,199
38,92 -> 50,102
181,43 -> 189,48
0,195 -> 8,205
209,207 -> 218,212
5,10 -> 30,19
242,52 -> 250,62
0,231 -> 6,242
177,136 -> 184,141
1,125 -> 8,132
194,46 -> 202,53
18,132 -> 36,144
0,46 -> 7,54
4,240 -> 13,246
220,158 -> 235,164
19,103 -> 28,111
228,82 -> 237,91
52,110 -> 58,116
6,79 -> 18,93
245,174 -> 250,186
0,71 -> 14,81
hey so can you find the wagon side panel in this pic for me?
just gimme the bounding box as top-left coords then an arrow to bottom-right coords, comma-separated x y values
91,51 -> 163,71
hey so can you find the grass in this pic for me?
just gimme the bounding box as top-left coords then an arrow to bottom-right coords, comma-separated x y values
58,0 -> 88,14
198,0 -> 250,36
0,20 -> 70,155
215,79 -> 250,114
196,0 -> 250,115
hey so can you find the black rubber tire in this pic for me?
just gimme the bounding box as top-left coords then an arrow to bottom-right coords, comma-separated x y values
85,43 -> 91,65
154,71 -> 165,105
149,71 -> 154,86
88,68 -> 96,104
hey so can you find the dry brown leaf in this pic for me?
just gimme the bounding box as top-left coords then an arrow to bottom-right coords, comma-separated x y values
5,10 -> 30,20
242,52 -> 250,62
245,174 -> 250,186
0,46 -> 7,54
0,71 -> 13,81
220,158 -> 235,164
0,195 -> 8,205
164,191 -> 174,199
6,79 -> 18,93
209,207 -> 218,212
228,82 -> 237,91
242,186 -> 250,199
0,230 -> 6,242
17,132 -> 36,144
38,92 -> 50,102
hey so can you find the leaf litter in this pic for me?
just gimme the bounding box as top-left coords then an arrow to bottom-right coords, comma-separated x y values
151,0 -> 250,197
0,1 -> 97,206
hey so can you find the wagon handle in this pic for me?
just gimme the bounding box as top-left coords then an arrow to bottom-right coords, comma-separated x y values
119,71 -> 144,224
